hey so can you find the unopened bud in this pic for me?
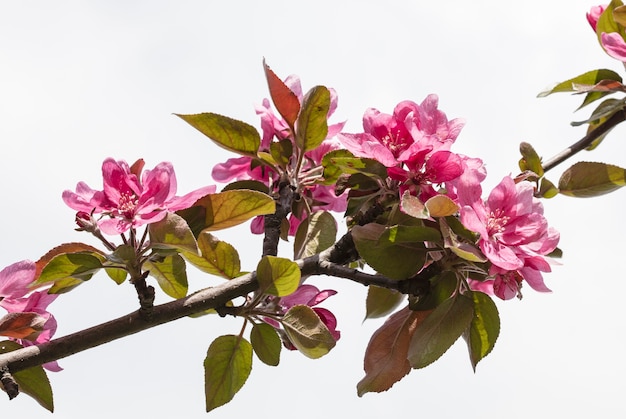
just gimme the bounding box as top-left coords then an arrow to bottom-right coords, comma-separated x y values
75,211 -> 99,233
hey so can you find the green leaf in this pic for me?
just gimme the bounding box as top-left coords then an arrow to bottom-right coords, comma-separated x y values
293,211 -> 337,259
407,293 -> 474,369
183,232 -> 241,279
256,256 -> 301,297
597,1 -> 625,43
0,340 -> 54,412
571,97 -> 626,126
352,223 -> 441,280
204,335 -> 253,413
263,59 -> 300,130
176,112 -> 260,157
34,252 -> 105,291
364,285 -> 404,320
178,190 -> 275,232
144,254 -> 188,298
463,291 -> 500,371
558,161 -> 626,197
357,307 -> 431,396
250,323 -> 281,366
295,85 -> 330,152
281,305 -> 336,359
148,212 -> 199,255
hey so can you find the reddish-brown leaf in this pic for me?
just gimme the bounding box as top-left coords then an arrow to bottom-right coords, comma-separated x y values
263,59 -> 300,130
0,312 -> 46,339
357,307 -> 432,396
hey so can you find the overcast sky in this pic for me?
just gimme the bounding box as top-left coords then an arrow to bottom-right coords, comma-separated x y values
2,1 -> 625,418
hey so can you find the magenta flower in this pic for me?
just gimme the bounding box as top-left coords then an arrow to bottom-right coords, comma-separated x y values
461,176 -> 559,299
63,158 -> 216,235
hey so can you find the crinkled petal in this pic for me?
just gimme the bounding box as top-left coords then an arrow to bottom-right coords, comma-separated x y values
0,260 -> 36,300
601,32 -> 626,61
336,133 -> 398,166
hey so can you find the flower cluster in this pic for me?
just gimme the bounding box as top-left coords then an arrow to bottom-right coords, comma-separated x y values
337,96 -> 558,300
62,158 -> 216,235
337,96 -> 485,204
461,176 -> 560,299
212,75 -> 347,235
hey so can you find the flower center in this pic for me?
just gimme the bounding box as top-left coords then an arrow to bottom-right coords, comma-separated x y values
486,208 -> 510,236
118,191 -> 139,218
381,129 -> 410,157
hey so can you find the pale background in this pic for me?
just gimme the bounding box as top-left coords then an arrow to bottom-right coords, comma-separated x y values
1,1 -> 625,418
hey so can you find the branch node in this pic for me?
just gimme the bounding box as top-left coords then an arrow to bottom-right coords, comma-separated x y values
0,366 -> 19,400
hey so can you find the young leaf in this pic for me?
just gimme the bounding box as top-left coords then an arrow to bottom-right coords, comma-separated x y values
463,291 -> 500,370
518,142 -> 544,176
263,59 -> 300,130
34,242 -> 105,279
293,210 -> 337,259
256,255 -> 301,297
538,69 -> 623,109
34,252 -> 105,289
182,232 -> 241,279
0,340 -> 54,412
558,161 -> 626,197
281,305 -> 336,359
295,85 -> 330,152
364,286 -> 405,320
407,293 -> 474,369
321,149 -> 388,185
250,322 -> 281,366
424,195 -> 459,218
180,190 -> 275,232
204,335 -> 253,413
148,212 -> 199,255
0,312 -> 46,339
144,254 -> 188,299
176,112 -> 261,157
357,307 -> 431,396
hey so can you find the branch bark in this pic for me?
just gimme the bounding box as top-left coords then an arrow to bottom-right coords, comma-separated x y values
0,230 -> 405,383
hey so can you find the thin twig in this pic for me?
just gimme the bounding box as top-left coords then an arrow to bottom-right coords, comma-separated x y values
542,108 -> 626,173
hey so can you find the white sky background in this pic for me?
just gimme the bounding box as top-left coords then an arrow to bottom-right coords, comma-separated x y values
1,1 -> 625,417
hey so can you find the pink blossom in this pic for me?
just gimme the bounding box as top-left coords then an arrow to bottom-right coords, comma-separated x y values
63,158 -> 216,235
337,96 -> 465,168
600,32 -> 626,61
461,176 -> 559,299
587,5 -> 606,31
0,260 -> 36,303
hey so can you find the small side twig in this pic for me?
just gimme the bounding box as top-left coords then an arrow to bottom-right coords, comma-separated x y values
542,108 -> 626,173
